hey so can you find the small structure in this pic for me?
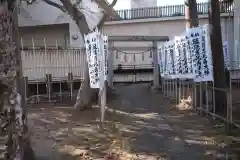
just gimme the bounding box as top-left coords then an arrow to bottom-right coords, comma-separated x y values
108,35 -> 169,88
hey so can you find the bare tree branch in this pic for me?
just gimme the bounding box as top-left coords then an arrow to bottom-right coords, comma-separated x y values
97,0 -> 119,29
94,0 -> 119,18
109,0 -> 118,7
73,0 -> 82,7
41,0 -> 67,12
29,0 -> 119,32
59,0 -> 89,35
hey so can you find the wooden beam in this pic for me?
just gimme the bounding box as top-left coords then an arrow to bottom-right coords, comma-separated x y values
110,46 -> 154,50
108,36 -> 169,42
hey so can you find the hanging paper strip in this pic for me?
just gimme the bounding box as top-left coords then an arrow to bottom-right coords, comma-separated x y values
119,52 -> 125,62
200,24 -> 213,82
127,54 -> 133,63
187,27 -> 204,82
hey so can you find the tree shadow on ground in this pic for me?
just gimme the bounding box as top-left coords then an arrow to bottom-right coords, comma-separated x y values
154,91 -> 240,159
104,84 -> 240,159
29,105 -> 145,159
28,83 -> 240,159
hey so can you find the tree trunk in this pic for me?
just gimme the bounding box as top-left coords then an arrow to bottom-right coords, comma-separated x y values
0,1 -> 35,159
59,0 -> 118,110
58,0 -> 96,110
208,0 -> 227,113
185,0 -> 199,28
185,0 -> 207,106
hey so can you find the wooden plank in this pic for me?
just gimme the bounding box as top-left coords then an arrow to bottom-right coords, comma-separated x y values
153,41 -> 160,88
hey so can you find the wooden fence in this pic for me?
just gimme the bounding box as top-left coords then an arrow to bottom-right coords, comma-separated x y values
21,49 -> 86,81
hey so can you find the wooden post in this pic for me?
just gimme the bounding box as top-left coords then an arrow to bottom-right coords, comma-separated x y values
45,74 -> 52,103
153,41 -> 160,89
108,41 -> 114,87
24,77 -> 28,103
100,81 -> 107,129
226,16 -> 234,67
68,72 -> 73,100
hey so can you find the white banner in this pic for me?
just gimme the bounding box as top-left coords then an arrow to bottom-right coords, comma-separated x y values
157,44 -> 164,74
162,44 -> 168,77
223,41 -> 230,70
236,40 -> 240,68
98,34 -> 105,91
173,35 -> 194,79
183,34 -> 194,79
187,27 -> 204,82
103,35 -> 108,81
85,29 -> 108,89
166,41 -> 175,78
85,31 -> 100,88
158,24 -> 214,82
174,36 -> 182,79
200,24 -> 213,82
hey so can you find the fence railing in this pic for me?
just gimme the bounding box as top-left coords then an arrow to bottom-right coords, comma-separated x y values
113,64 -> 153,70
161,69 -> 240,129
21,49 -> 154,82
21,49 -> 86,81
108,1 -> 233,21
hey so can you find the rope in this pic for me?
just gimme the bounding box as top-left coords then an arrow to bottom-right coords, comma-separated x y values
115,48 -> 153,55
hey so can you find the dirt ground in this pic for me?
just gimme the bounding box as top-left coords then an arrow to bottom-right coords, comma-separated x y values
24,84 -> 240,159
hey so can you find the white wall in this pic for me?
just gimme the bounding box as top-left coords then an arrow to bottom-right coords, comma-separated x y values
108,0 -> 131,10
18,0 -> 104,48
131,0 -> 157,8
18,0 -> 70,26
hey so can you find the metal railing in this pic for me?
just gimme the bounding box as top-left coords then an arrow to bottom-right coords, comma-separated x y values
161,69 -> 240,129
108,1 -> 233,21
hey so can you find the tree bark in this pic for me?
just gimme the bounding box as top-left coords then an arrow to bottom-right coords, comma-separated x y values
208,0 -> 228,113
26,0 -> 119,110
185,0 -> 199,28
58,0 -> 118,110
0,1 -> 35,159
185,0 -> 206,107
58,0 -> 92,110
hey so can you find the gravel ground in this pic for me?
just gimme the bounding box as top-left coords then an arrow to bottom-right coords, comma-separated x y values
25,83 -> 239,159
